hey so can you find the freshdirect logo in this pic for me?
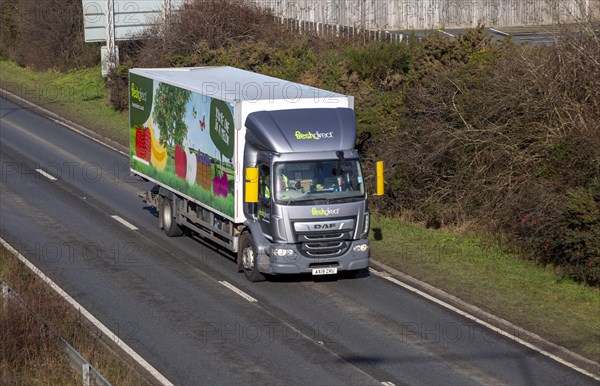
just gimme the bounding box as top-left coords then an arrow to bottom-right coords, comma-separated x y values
130,82 -> 147,103
295,130 -> 334,140
312,207 -> 340,216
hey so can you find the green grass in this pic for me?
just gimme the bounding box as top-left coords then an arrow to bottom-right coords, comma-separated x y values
0,61 -> 128,145
370,215 -> 600,361
2,60 -> 599,363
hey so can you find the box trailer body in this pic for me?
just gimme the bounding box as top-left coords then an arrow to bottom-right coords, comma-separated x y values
129,66 -> 373,281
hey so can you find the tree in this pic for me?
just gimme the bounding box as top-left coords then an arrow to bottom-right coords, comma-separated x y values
152,83 -> 191,148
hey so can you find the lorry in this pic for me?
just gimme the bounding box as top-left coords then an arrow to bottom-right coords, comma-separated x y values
129,66 -> 383,282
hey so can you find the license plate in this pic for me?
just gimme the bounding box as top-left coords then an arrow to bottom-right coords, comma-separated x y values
312,267 -> 338,275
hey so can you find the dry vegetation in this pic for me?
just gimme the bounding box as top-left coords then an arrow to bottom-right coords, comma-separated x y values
0,249 -> 150,385
0,0 -> 97,70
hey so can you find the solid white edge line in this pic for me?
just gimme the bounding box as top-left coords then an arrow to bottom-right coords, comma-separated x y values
35,168 -> 57,181
368,268 -> 600,381
0,237 -> 174,386
489,27 -> 510,36
219,281 -> 258,303
111,215 -> 139,231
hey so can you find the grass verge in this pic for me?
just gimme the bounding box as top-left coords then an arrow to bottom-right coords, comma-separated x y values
0,247 -> 150,385
1,61 -> 598,365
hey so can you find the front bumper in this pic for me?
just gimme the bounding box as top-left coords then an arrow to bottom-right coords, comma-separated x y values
257,239 -> 370,274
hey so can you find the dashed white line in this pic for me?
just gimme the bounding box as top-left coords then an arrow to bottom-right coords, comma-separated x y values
489,27 -> 510,36
0,237 -> 174,386
381,382 -> 396,386
437,29 -> 455,38
35,168 -> 57,181
111,215 -> 138,231
219,281 -> 258,303
368,268 -> 600,381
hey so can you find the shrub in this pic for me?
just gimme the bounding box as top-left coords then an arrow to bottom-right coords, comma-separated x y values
543,184 -> 600,285
346,41 -> 412,82
11,0 -> 97,71
375,19 -> 600,284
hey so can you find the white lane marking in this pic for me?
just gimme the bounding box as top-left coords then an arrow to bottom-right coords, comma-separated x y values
381,382 -> 396,386
0,237 -> 174,386
489,27 -> 510,36
36,168 -> 57,181
368,268 -> 600,381
437,29 -> 455,38
111,215 -> 138,231
219,281 -> 258,303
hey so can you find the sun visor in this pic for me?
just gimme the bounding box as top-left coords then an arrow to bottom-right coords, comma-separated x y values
244,108 -> 356,153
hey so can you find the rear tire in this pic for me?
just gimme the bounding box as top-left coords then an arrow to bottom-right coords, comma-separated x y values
239,232 -> 266,282
161,198 -> 183,237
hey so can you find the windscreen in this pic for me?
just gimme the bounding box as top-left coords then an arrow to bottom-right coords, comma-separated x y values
274,159 -> 365,204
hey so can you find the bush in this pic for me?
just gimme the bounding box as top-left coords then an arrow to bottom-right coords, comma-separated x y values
0,0 -> 18,59
9,0 -> 97,71
543,184 -> 600,285
375,20 -> 600,284
346,41 -> 412,82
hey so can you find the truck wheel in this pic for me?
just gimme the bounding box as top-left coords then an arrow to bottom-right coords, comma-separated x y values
239,233 -> 266,282
161,198 -> 183,237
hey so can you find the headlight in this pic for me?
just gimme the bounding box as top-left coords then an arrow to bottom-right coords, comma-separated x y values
353,244 -> 369,252
273,248 -> 294,257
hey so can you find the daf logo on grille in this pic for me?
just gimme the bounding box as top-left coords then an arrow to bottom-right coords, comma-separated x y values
314,223 -> 336,229
294,219 -> 355,232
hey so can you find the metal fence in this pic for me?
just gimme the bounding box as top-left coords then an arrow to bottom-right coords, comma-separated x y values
249,0 -> 588,30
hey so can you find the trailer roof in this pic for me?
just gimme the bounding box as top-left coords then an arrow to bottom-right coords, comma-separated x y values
130,66 -> 348,103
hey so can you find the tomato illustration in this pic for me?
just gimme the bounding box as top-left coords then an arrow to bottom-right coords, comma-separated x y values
174,144 -> 187,179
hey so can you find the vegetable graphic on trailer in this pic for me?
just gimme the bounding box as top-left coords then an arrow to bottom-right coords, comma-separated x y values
130,74 -> 235,218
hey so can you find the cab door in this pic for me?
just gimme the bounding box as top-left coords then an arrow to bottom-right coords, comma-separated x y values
257,163 -> 272,236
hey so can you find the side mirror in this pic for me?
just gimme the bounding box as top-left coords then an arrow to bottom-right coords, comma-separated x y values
245,167 -> 259,203
375,161 -> 384,196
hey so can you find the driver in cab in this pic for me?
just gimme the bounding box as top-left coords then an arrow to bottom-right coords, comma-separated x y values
275,164 -> 300,200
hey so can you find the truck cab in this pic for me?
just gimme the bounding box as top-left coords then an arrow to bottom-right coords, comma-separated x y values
241,107 -> 371,281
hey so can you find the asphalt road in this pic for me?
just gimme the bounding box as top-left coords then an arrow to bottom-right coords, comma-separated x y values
1,95 -> 597,385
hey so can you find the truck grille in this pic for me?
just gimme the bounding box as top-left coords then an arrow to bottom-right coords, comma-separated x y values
302,239 -> 349,258
293,219 -> 355,258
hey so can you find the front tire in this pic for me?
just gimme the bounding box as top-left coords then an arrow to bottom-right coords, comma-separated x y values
239,232 -> 266,282
161,198 -> 183,237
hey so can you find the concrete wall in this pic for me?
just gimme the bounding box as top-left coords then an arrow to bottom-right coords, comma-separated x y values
249,0 -> 588,30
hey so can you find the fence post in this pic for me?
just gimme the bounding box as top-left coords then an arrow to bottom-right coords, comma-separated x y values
2,281 -> 9,313
83,363 -> 91,386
